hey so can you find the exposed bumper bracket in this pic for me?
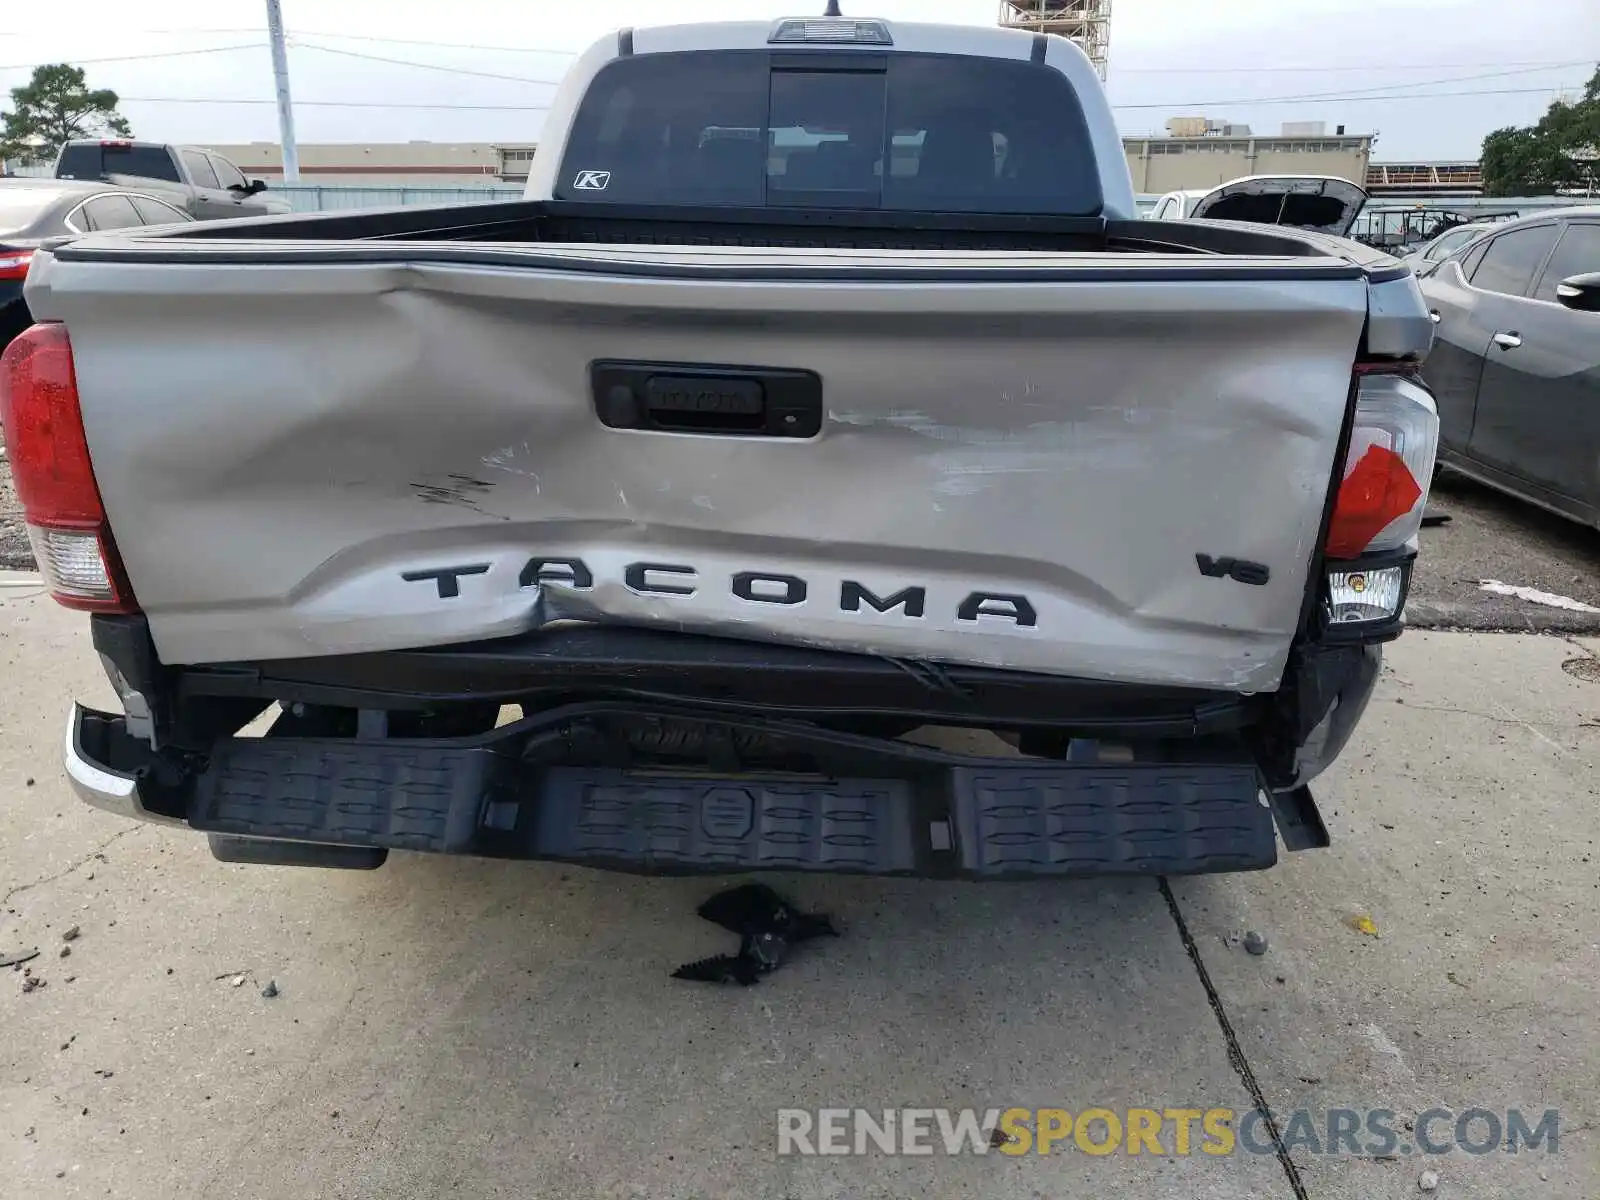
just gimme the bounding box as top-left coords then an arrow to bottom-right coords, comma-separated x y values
64,704 -> 185,826
1268,785 -> 1331,851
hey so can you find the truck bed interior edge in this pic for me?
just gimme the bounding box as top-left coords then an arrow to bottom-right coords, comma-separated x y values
50,195 -> 1408,277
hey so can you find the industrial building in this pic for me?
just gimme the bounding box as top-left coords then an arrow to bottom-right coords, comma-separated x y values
1125,119 -> 1374,194
205,141 -> 530,186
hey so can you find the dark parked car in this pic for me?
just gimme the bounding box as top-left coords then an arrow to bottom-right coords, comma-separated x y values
0,178 -> 192,350
1419,207 -> 1600,527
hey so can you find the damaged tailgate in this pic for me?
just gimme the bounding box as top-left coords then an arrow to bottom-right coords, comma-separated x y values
27,241 -> 1370,691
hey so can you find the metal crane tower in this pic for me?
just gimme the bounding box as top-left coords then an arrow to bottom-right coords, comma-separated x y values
997,0 -> 1112,79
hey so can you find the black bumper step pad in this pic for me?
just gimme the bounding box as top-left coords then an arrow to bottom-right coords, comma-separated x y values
188,740 -> 1280,877
951,765 -> 1274,876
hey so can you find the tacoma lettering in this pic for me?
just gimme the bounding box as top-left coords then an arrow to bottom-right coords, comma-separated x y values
625,562 -> 697,596
957,592 -> 1038,628
402,558 -> 1040,628
400,563 -> 489,599
840,581 -> 926,619
732,571 -> 807,606
519,557 -> 593,589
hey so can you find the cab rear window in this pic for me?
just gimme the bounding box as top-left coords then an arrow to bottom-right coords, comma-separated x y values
555,50 -> 1102,215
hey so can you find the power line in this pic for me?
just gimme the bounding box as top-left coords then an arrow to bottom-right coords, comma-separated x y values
124,27 -> 582,55
115,81 -> 1573,113
49,27 -> 1599,71
289,41 -> 563,85
121,96 -> 551,111
289,29 -> 578,56
2,36 -> 1584,96
1115,59 -> 1590,73
0,42 -> 263,70
1109,61 -> 1593,108
1112,85 -> 1583,109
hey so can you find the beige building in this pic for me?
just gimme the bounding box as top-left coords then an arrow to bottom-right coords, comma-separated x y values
207,129 -> 1375,196
206,142 -> 538,185
1124,122 -> 1374,195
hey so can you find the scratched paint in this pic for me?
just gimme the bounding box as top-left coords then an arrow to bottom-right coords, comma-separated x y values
408,475 -> 510,521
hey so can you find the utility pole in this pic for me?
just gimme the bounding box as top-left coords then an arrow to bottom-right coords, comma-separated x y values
265,0 -> 300,183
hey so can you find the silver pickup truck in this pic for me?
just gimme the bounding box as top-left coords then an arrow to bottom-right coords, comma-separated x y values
2,15 -> 1439,879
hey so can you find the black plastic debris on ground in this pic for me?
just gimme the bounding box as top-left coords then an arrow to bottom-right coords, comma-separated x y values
672,884 -> 838,986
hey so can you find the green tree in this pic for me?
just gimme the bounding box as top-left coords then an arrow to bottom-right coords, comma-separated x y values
0,64 -> 132,167
1480,65 -> 1599,196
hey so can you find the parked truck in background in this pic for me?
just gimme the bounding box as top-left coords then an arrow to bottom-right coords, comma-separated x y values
53,140 -> 291,221
2,15 -> 1439,882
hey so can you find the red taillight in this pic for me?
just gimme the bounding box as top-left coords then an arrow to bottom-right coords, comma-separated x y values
0,323 -> 137,612
1326,443 -> 1423,558
1325,365 -> 1439,560
0,249 -> 33,280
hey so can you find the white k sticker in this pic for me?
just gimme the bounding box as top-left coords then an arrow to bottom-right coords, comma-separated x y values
572,170 -> 611,191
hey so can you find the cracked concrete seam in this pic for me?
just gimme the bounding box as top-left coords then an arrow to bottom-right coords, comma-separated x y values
1560,635 -> 1598,659
1,824 -> 143,913
1368,696 -> 1595,730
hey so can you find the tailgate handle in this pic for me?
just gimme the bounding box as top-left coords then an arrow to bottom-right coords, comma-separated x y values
592,361 -> 822,438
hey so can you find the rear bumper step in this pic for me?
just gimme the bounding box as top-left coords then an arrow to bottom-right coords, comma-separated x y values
178,737 -> 1285,878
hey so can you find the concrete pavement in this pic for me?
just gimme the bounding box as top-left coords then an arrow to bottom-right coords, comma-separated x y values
1,579 -> 1595,1199
1407,473 -> 1600,634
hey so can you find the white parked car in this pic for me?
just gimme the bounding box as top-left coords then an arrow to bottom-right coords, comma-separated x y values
1400,222 -> 1497,274
1148,174 -> 1368,237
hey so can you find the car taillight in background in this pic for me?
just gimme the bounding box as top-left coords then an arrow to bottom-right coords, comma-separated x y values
0,322 -> 138,612
1321,364 -> 1439,627
0,249 -> 34,280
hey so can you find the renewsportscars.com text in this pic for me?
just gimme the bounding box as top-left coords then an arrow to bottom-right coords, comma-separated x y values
776,1107 -> 1561,1157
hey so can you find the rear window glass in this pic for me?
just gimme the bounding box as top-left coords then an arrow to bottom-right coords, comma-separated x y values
181,150 -> 220,189
1469,224 -> 1560,297
555,50 -> 1102,215
209,154 -> 249,190
57,143 -> 182,184
1197,194 -> 1352,230
1533,222 -> 1600,302
129,195 -> 190,225
79,194 -> 144,232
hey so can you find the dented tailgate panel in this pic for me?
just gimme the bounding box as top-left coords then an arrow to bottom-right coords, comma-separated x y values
31,246 -> 1368,691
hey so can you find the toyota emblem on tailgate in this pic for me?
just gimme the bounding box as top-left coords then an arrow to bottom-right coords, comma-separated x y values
573,170 -> 611,190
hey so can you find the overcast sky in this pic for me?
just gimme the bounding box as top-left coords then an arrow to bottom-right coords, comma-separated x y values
2,0 -> 1595,160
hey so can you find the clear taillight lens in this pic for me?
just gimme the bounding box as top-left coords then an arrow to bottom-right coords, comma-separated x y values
1325,372 -> 1439,559
27,525 -> 120,605
0,323 -> 138,613
1327,565 -> 1406,624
